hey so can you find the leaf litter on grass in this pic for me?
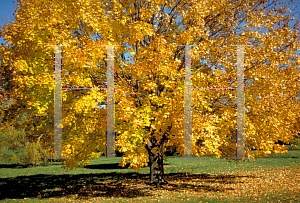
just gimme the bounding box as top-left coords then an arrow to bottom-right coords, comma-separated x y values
57,166 -> 299,202
1,145 -> 300,203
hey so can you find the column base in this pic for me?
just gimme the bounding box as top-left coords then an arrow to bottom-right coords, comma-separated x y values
226,157 -> 254,160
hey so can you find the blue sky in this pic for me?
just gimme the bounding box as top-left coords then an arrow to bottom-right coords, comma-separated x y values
0,0 -> 17,44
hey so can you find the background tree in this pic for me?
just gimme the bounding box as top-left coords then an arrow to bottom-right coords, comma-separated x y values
0,0 -> 299,185
0,113 -> 48,167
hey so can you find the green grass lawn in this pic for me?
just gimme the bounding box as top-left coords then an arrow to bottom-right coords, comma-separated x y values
0,143 -> 299,202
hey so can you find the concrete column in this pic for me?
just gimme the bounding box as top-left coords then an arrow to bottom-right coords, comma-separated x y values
106,45 -> 115,157
184,45 -> 192,157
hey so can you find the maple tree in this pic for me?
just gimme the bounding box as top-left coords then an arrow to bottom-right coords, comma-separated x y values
0,0 -> 300,185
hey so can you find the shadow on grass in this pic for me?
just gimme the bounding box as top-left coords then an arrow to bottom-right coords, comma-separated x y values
0,162 -> 171,169
263,155 -> 300,159
0,167 -> 261,200
0,162 -> 62,169
84,162 -> 171,170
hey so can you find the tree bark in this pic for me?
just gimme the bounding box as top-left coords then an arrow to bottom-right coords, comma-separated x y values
145,125 -> 171,185
145,138 -> 168,185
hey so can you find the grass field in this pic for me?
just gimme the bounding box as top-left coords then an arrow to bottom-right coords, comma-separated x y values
0,143 -> 299,203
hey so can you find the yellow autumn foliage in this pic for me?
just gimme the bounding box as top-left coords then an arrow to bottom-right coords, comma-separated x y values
0,0 -> 299,171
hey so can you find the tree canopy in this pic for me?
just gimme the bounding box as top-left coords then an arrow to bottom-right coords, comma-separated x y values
0,0 -> 299,174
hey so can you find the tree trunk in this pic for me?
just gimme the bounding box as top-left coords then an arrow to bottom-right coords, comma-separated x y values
145,131 -> 170,185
